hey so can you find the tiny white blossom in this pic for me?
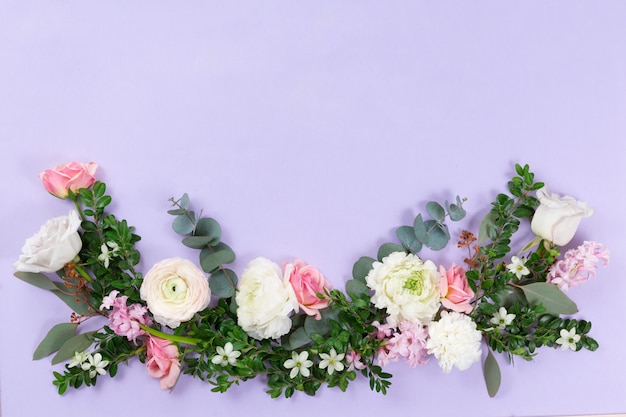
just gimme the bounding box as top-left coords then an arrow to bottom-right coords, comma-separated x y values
81,353 -> 109,378
68,351 -> 89,368
211,342 -> 241,366
98,241 -> 120,268
556,328 -> 580,351
283,351 -> 313,379
490,307 -> 516,330
506,256 -> 530,279
319,348 -> 345,375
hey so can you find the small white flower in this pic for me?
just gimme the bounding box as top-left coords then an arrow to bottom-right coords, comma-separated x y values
490,307 -> 516,330
506,256 -> 530,279
556,328 -> 580,351
283,351 -> 313,379
68,351 -> 89,368
319,348 -> 345,375
81,353 -> 109,378
211,342 -> 241,366
98,241 -> 120,268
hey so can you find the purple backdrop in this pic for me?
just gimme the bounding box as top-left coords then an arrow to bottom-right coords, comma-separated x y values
1,2 -> 625,416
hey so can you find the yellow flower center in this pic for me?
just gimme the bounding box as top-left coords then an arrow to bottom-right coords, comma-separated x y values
162,276 -> 188,301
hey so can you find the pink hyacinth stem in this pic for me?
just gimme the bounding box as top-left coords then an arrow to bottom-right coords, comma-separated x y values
139,324 -> 202,346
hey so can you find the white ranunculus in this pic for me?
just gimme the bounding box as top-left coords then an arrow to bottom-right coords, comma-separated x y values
365,252 -> 441,327
425,311 -> 482,373
236,257 -> 298,340
531,186 -> 593,246
140,258 -> 210,328
14,210 -> 82,273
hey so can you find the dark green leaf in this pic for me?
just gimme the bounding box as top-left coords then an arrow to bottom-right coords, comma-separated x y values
194,218 -> 221,242
483,348 -> 501,398
512,205 -> 534,219
413,214 -> 428,244
33,323 -> 79,360
377,243 -> 405,261
51,282 -> 94,316
446,196 -> 466,221
304,315 -> 331,337
519,283 -> 578,315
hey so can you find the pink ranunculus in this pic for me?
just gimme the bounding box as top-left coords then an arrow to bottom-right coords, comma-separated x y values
145,335 -> 181,390
439,264 -> 474,314
285,260 -> 332,320
39,162 -> 98,199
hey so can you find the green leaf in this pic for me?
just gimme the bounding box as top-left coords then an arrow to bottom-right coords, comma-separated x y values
423,220 -> 449,251
377,242 -> 405,261
172,212 -> 196,235
519,283 -> 578,315
446,196 -> 466,221
396,226 -> 422,254
512,205 -> 534,219
92,182 -> 106,199
14,272 -> 58,291
352,257 -> 375,282
182,236 -> 217,249
200,243 -> 236,273
345,279 -> 370,299
413,214 -> 428,243
51,282 -> 94,316
33,323 -> 79,360
483,348 -> 501,398
426,201 -> 446,222
194,218 -> 221,243
288,327 -> 312,349
304,314 -> 331,337
209,269 -> 237,298
478,211 -> 499,244
51,332 -> 97,365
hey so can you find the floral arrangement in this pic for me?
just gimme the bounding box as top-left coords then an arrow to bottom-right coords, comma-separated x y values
14,162 -> 609,397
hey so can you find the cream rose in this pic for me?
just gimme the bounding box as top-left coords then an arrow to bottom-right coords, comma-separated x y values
140,258 -> 210,328
14,210 -> 82,273
531,186 -> 593,246
236,257 -> 298,340
365,251 -> 441,326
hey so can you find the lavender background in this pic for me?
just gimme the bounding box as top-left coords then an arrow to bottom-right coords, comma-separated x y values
1,2 -> 625,416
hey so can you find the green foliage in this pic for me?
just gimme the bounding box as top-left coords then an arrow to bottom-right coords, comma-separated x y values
33,323 -> 79,360
168,194 -> 236,298
483,348 -> 501,397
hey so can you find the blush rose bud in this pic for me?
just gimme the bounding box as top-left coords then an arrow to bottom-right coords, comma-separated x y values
39,161 -> 98,199
530,186 -> 593,247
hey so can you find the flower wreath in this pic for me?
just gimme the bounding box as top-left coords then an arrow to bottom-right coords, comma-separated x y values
14,162 -> 609,397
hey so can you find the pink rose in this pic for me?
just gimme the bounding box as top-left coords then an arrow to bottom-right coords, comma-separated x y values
145,335 -> 181,390
439,264 -> 474,314
285,260 -> 331,320
39,161 -> 98,198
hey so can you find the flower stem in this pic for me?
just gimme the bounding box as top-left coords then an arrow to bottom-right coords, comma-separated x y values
73,262 -> 93,283
139,324 -> 202,346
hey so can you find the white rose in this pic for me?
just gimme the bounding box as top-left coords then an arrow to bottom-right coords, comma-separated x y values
531,186 -> 593,246
236,257 -> 298,340
140,258 -> 210,328
14,210 -> 82,273
365,251 -> 441,327
425,311 -> 482,373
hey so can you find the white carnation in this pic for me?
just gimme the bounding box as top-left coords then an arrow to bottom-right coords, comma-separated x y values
236,257 -> 298,340
425,311 -> 482,373
365,251 -> 441,326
